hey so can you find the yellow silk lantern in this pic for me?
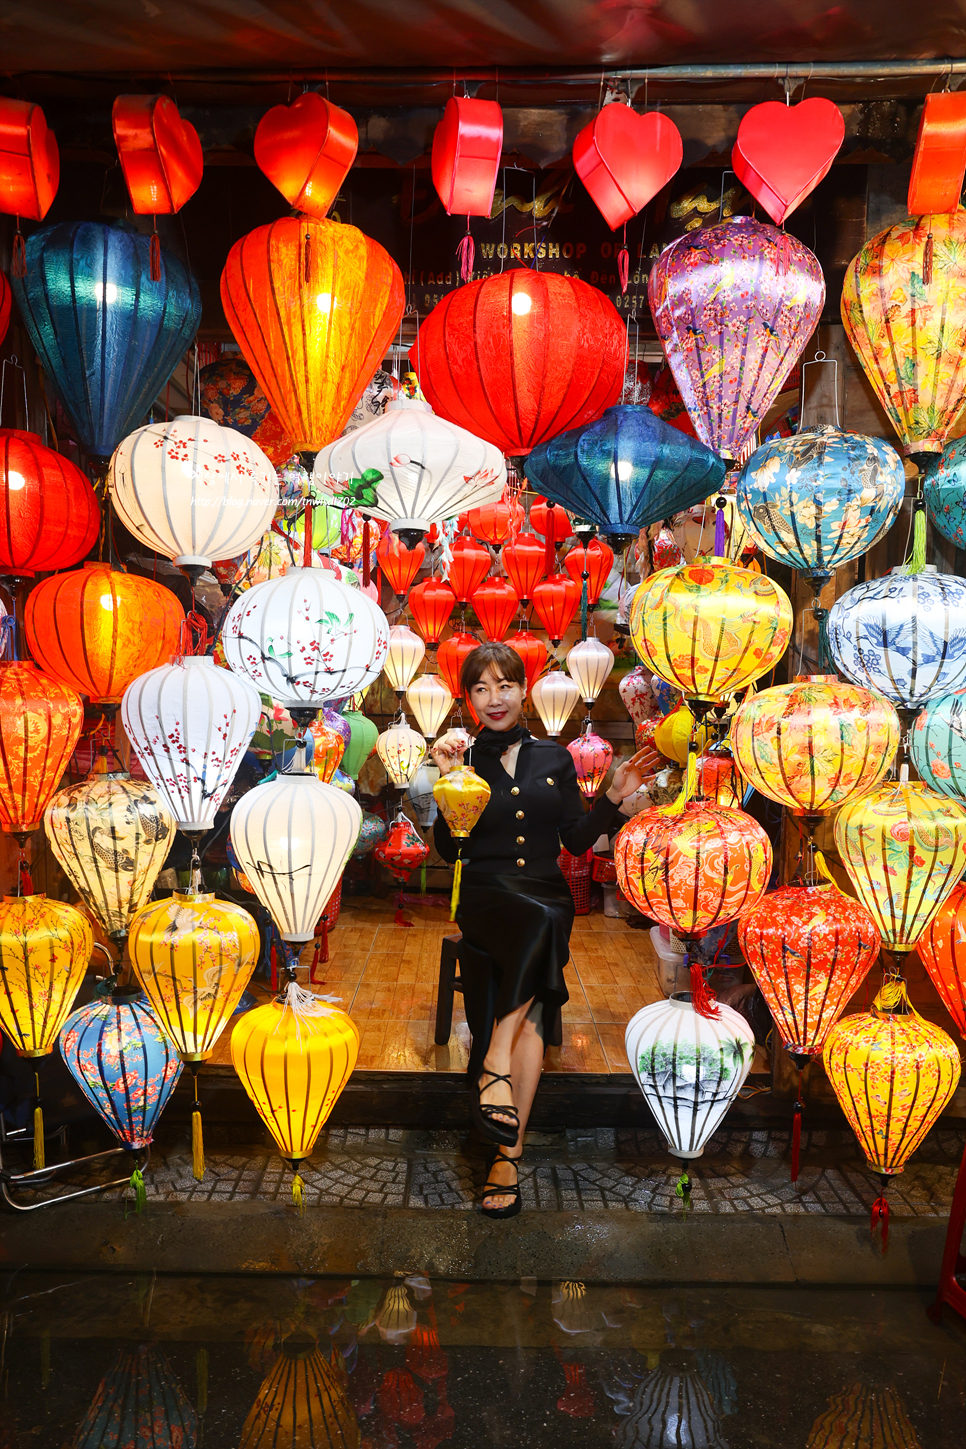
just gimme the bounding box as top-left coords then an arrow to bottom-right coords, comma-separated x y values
129,891 -> 259,1180
824,980 -> 961,1238
433,764 -> 491,918
731,675 -> 900,823
240,1334 -> 358,1449
833,782 -> 966,957
652,704 -> 709,766
629,561 -> 793,705
231,983 -> 359,1208
43,773 -> 175,941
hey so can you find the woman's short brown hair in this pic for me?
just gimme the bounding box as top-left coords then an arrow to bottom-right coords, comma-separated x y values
460,641 -> 526,697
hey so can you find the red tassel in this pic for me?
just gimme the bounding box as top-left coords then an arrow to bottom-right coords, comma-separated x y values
12,228 -> 26,279
394,890 -> 412,927
149,229 -> 161,282
775,229 -> 790,276
456,230 -> 475,283
544,504 -> 556,576
362,518 -> 371,589
871,1195 -> 890,1254
791,1100 -> 802,1184
309,920 -> 328,982
303,502 -> 313,568
923,232 -> 934,287
617,247 -> 629,295
178,610 -> 209,659
18,853 -> 32,896
689,960 -> 719,1019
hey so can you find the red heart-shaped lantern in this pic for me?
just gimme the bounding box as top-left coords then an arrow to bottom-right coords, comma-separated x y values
432,97 -> 503,217
112,96 -> 203,214
0,97 -> 59,221
255,92 -> 358,220
573,105 -> 682,231
908,92 -> 966,214
732,99 -> 844,225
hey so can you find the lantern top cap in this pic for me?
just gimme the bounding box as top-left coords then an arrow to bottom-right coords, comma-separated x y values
171,891 -> 215,904
386,398 -> 433,415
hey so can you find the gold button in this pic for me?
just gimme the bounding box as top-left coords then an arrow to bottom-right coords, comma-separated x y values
515,810 -> 524,819
516,857 -> 525,867
547,777 -> 554,785
511,786 -> 520,795
516,835 -> 525,844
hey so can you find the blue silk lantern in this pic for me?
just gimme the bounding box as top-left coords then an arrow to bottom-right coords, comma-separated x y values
911,690 -> 966,801
828,568 -> 966,716
199,354 -> 270,437
59,989 -> 183,1148
12,221 -> 201,461
524,404 -> 725,549
736,426 -> 905,588
70,1346 -> 197,1449
924,435 -> 966,549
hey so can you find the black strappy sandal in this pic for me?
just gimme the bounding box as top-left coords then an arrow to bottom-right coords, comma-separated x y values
471,1068 -> 520,1146
481,1148 -> 522,1220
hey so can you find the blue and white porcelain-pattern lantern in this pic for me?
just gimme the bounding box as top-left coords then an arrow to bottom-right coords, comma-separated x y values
625,995 -> 755,1158
59,990 -> 183,1148
827,567 -> 966,714
736,426 -> 904,586
924,435 -> 966,549
910,689 -> 966,801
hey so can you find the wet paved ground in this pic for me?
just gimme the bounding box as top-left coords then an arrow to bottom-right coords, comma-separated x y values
0,1270 -> 962,1447
6,1124 -> 963,1219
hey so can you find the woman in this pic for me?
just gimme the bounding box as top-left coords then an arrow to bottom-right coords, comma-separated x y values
431,641 -> 646,1218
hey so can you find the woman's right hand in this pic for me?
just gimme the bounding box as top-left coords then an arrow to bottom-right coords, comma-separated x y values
430,729 -> 468,776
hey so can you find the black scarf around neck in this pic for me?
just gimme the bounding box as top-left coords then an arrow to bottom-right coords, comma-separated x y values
472,723 -> 530,754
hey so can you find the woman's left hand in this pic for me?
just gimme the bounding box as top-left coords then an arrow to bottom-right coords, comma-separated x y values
606,748 -> 658,803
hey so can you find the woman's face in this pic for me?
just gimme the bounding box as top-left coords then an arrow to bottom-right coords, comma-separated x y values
470,666 -> 525,732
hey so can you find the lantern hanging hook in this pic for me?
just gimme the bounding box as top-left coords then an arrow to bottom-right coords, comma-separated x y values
799,349 -> 841,430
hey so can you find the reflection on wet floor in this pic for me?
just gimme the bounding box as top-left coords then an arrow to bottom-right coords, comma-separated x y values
0,1273 -> 962,1447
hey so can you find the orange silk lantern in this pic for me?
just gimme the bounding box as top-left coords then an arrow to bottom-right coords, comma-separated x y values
447,537 -> 490,603
310,717 -> 346,784
532,574 -> 580,646
436,633 -> 477,702
24,563 -> 184,704
408,577 -> 455,646
465,500 -> 523,548
472,579 -> 518,640
0,428 -> 99,575
221,216 -> 404,453
508,631 -> 548,694
563,538 -> 615,607
502,532 -> 547,602
377,529 -> 424,597
915,880 -> 966,1038
0,662 -> 83,839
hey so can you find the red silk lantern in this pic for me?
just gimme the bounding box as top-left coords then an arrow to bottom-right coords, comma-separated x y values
573,105 -> 682,231
532,574 -> 580,645
502,532 -> 546,602
447,537 -> 490,603
908,92 -> 966,214
530,497 -> 573,544
409,577 -> 455,645
111,96 -> 203,214
377,530 -> 424,596
508,630 -> 548,694
732,99 -> 844,225
437,633 -> 477,701
411,270 -> 626,455
0,429 -> 99,575
375,818 -> 430,884
431,97 -> 503,217
563,539 -> 614,607
465,500 -> 523,548
254,92 -> 358,220
916,880 -> 966,1038
472,579 -> 518,640
24,563 -> 184,704
0,662 -> 83,838
221,216 -> 404,452
0,97 -> 59,222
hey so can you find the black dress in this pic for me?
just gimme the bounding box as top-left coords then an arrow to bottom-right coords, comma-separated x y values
432,731 -> 624,1082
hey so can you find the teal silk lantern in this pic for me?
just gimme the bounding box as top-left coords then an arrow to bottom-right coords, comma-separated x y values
911,690 -> 966,801
524,403 -> 725,549
925,435 -> 966,550
736,426 -> 904,588
11,221 -> 201,461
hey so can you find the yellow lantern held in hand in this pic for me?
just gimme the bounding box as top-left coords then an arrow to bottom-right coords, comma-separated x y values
129,891 -> 259,1180
433,764 -> 491,919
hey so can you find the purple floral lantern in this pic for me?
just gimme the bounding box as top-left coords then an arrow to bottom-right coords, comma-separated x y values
648,216 -> 825,461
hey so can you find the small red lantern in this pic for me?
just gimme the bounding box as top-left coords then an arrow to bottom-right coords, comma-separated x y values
411,270 -> 626,455
732,99 -> 844,226
573,105 -> 682,231
375,818 -> 430,884
508,630 -> 548,694
0,429 -> 99,575
377,530 -> 424,597
447,537 -> 490,603
255,92 -> 358,220
916,880 -> 966,1038
431,97 -> 503,218
530,497 -> 573,545
532,574 -> 580,645
112,96 -> 204,215
472,579 -> 518,640
409,577 -> 456,646
465,500 -> 523,548
437,633 -> 478,701
502,532 -> 546,602
563,538 -> 614,607
0,97 -> 59,222
908,92 -> 966,214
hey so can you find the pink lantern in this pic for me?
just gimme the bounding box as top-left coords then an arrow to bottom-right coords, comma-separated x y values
567,728 -> 613,799
648,216 -> 825,460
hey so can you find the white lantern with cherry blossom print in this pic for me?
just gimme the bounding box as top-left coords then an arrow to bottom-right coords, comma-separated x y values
567,727 -> 613,798
110,416 -> 279,574
377,721 -> 427,787
121,657 -> 262,832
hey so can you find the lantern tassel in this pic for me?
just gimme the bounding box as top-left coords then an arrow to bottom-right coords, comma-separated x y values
871,1191 -> 890,1254
18,851 -> 32,896
456,227 -> 475,283
310,920 -> 328,982
12,224 -> 26,279
580,568 -> 589,641
196,1347 -> 208,1415
130,1166 -> 147,1215
149,227 -> 161,282
450,855 -> 463,922
689,959 -> 720,1019
674,1170 -> 691,1214
903,498 -> 927,575
813,850 -> 846,895
303,502 -> 314,568
713,499 -> 727,559
292,1173 -> 306,1215
661,745 -> 698,816
814,603 -> 835,673
191,1071 -> 204,1182
923,231 -> 934,287
362,516 -> 372,589
543,504 -> 556,576
33,1074 -> 44,1171
394,889 -> 412,927
617,246 -> 630,295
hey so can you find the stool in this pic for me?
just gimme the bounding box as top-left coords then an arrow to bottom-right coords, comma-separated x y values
434,933 -> 563,1047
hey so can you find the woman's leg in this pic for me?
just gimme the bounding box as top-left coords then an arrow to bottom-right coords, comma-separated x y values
478,995 -> 534,1126
483,1001 -> 545,1210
